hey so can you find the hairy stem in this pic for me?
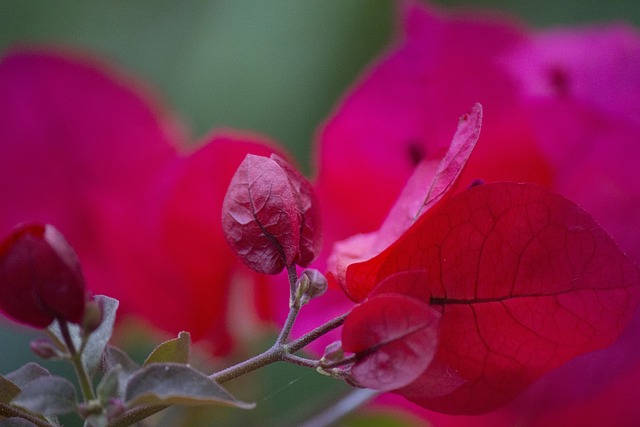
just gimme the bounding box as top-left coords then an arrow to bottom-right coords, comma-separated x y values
58,320 -> 96,402
287,263 -> 298,305
210,344 -> 285,384
0,402 -> 57,427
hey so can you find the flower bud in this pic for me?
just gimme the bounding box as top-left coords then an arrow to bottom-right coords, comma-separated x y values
0,223 -> 87,328
297,269 -> 328,305
82,298 -> 104,335
30,337 -> 63,359
320,341 -> 344,364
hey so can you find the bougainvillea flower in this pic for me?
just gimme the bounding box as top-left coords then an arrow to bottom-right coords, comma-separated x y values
0,223 -> 87,328
0,49 -> 281,354
316,1 -> 640,424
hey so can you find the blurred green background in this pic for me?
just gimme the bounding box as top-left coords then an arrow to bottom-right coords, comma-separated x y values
1,0 -> 638,174
0,0 -> 639,425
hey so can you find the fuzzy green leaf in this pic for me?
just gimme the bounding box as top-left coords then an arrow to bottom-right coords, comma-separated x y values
143,331 -> 190,366
101,345 -> 140,399
125,363 -> 254,409
96,366 -> 120,406
11,376 -> 77,416
5,363 -> 50,389
0,375 -> 20,404
48,295 -> 119,376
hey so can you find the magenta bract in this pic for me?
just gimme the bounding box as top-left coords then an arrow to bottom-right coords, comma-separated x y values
222,154 -> 321,275
0,223 -> 87,328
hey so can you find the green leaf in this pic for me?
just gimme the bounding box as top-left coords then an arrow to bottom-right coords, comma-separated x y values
48,295 -> 119,376
5,363 -> 50,388
125,363 -> 254,409
81,295 -> 118,375
11,376 -> 77,416
0,375 -> 20,403
96,365 -> 120,406
0,418 -> 39,427
101,345 -> 140,399
143,331 -> 190,366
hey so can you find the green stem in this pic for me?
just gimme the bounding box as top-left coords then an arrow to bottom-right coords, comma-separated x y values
0,402 -> 57,427
58,320 -> 96,402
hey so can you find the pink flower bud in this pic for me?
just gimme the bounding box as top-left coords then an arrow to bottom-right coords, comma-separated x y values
297,268 -> 328,305
0,223 -> 87,328
321,341 -> 344,364
82,298 -> 104,334
30,337 -> 62,359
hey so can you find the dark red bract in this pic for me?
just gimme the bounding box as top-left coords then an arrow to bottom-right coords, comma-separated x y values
222,154 -> 321,275
0,223 -> 87,328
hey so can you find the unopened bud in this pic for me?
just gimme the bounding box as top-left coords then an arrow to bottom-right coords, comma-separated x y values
30,337 -> 62,359
297,269 -> 328,305
82,298 -> 104,335
320,341 -> 344,365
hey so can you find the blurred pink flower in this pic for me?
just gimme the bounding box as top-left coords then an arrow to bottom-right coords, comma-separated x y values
0,48 -> 280,354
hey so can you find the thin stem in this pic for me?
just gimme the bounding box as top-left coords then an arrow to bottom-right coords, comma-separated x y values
108,404 -> 168,427
210,344 -> 284,384
287,264 -> 298,304
58,320 -> 96,402
0,402 -> 57,427
297,389 -> 380,427
276,300 -> 301,344
281,353 -> 318,369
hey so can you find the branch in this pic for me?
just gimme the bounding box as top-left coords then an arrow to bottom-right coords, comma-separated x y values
0,402 -> 58,427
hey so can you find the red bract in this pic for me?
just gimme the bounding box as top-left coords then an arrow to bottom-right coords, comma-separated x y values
222,154 -> 321,275
342,293 -> 440,391
341,182 -> 640,414
0,223 -> 87,328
